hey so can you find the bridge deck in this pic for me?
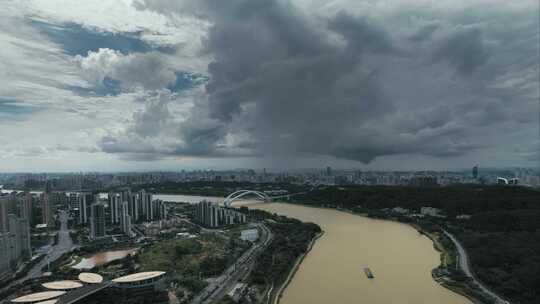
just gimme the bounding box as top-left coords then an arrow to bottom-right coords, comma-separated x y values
223,190 -> 271,206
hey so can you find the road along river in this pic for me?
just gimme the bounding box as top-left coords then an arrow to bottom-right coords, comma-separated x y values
247,202 -> 471,304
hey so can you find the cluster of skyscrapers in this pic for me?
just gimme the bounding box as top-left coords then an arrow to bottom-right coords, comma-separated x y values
194,201 -> 246,228
73,190 -> 168,239
0,193 -> 32,280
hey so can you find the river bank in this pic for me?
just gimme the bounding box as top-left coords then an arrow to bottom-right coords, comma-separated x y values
269,231 -> 325,304
410,226 -> 485,304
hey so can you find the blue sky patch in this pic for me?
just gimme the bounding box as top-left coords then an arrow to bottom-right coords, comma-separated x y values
167,72 -> 209,92
66,77 -> 123,97
30,20 -> 154,56
0,99 -> 43,121
68,72 -> 207,97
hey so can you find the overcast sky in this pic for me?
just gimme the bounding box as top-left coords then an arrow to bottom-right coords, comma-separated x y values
0,0 -> 538,172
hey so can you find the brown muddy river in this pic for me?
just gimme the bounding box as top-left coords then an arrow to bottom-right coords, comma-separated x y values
249,202 -> 471,304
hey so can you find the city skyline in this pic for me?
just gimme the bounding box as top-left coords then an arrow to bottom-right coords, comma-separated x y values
2,166 -> 539,189
0,0 -> 539,172
0,165 -> 538,174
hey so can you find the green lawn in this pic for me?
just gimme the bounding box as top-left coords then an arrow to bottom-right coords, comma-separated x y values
138,233 -> 248,276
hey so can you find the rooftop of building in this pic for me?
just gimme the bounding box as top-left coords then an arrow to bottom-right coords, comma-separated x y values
11,291 -> 66,303
78,272 -> 103,284
11,271 -> 166,302
42,280 -> 83,290
112,271 -> 166,283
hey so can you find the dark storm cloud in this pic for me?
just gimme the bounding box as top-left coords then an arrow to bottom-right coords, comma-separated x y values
410,24 -> 439,42
190,0 -> 400,163
106,0 -> 538,165
179,115 -> 227,155
434,27 -> 490,75
188,0 -> 488,163
514,140 -> 540,162
328,12 -> 395,53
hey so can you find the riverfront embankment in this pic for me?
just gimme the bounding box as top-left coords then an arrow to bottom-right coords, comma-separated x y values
269,231 -> 324,304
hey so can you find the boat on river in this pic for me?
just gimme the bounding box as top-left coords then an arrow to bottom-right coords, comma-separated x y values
364,267 -> 374,279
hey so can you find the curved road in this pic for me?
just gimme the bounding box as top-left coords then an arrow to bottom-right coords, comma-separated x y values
443,230 -> 509,304
192,223 -> 272,304
29,210 -> 74,278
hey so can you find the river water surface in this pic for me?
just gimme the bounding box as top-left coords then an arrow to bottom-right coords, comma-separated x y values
248,202 -> 471,304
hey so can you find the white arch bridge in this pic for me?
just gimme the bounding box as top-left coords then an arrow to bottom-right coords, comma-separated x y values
223,190 -> 294,207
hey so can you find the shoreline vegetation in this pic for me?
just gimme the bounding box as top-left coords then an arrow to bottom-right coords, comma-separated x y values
244,208 -> 321,304
411,226 -> 485,304
269,231 -> 324,304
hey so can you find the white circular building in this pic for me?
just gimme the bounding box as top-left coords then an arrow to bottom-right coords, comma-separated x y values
11,291 -> 65,303
42,280 -> 83,291
78,272 -> 104,284
112,271 -> 166,288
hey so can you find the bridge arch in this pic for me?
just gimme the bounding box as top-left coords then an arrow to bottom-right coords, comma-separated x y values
223,190 -> 270,207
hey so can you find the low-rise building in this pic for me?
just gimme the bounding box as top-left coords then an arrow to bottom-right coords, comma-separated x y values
392,207 -> 409,214
112,271 -> 166,290
227,283 -> 247,302
420,207 -> 444,217
240,229 -> 259,242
